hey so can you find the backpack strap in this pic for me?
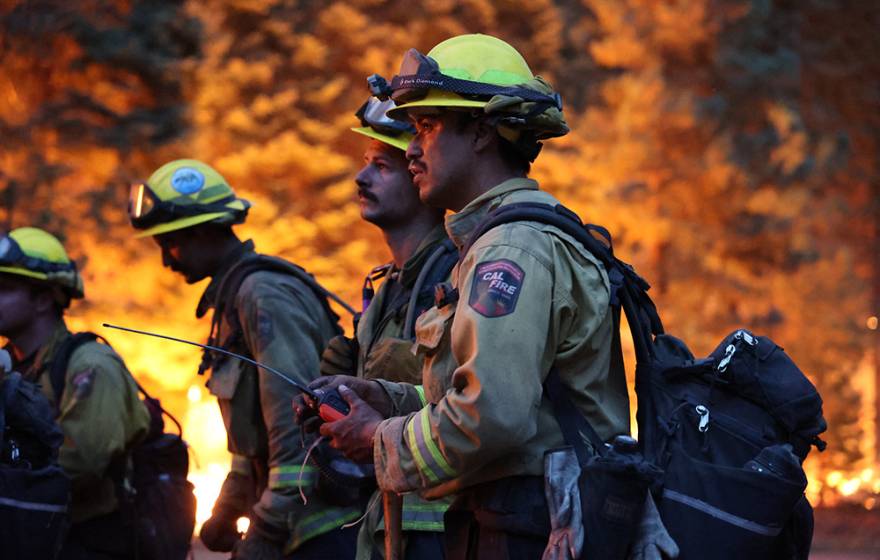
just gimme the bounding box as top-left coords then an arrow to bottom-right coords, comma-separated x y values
49,332 -> 101,408
403,238 -> 458,339
463,201 -> 665,450
544,367 -> 605,463
462,201 -> 663,364
201,254 -> 351,374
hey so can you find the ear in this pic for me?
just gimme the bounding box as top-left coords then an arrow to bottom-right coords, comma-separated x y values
31,287 -> 57,315
472,117 -> 497,154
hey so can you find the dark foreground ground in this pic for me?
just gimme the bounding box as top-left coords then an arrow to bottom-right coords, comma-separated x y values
190,506 -> 880,559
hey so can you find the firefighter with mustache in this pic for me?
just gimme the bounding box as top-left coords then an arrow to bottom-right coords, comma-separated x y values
306,96 -> 457,559
0,227 -> 150,559
129,159 -> 359,560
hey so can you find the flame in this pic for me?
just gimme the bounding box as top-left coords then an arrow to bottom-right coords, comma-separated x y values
182,386 -> 232,530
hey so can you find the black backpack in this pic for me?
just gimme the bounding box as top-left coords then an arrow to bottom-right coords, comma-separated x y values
50,333 -> 196,560
0,369 -> 70,560
465,202 -> 827,560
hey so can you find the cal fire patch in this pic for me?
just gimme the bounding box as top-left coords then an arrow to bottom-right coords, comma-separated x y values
468,259 -> 525,318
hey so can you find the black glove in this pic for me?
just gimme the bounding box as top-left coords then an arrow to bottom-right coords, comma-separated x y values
199,471 -> 254,552
320,335 -> 359,377
199,505 -> 241,552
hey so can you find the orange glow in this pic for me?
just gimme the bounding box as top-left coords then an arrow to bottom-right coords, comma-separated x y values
1,0 -> 876,532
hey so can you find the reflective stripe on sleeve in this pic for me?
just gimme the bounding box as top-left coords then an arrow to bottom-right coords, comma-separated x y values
404,408 -> 456,484
414,385 -> 427,406
290,506 -> 362,549
268,465 -> 318,489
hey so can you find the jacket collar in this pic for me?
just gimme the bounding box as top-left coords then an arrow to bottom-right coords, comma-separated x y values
444,178 -> 539,250
195,239 -> 256,318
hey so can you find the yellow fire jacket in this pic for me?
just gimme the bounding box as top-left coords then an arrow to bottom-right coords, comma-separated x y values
372,178 -> 631,499
199,241 -> 360,551
21,321 -> 150,523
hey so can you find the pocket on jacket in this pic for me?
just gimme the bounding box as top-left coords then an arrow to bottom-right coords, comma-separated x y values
413,304 -> 455,357
206,357 -> 244,400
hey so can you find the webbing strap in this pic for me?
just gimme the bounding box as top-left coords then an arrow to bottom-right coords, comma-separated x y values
543,368 -> 604,465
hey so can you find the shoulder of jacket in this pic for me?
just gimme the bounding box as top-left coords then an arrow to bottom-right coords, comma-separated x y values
236,267 -> 321,312
66,339 -> 125,375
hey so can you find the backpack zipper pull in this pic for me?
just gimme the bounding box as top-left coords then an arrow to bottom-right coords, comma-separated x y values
717,344 -> 736,372
695,405 -> 710,433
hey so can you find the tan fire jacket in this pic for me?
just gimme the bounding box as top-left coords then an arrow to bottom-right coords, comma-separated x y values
353,224 -> 454,558
21,321 -> 150,523
372,178 -> 630,499
199,241 -> 359,551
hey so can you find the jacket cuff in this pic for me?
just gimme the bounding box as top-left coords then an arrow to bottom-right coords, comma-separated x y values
373,379 -> 425,416
374,415 -> 417,493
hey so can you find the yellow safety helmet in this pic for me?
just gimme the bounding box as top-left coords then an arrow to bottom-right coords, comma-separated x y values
129,159 -> 251,238
387,34 -> 540,116
350,96 -> 415,152
0,227 -> 84,302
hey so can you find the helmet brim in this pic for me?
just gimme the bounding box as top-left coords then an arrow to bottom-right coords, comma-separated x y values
134,211 -> 234,238
350,127 -> 412,152
0,266 -> 48,282
386,91 -> 487,120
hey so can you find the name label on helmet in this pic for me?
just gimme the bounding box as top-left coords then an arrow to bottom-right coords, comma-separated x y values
171,167 -> 206,194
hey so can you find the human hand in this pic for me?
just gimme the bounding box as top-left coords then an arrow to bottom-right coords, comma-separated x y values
318,384 -> 384,463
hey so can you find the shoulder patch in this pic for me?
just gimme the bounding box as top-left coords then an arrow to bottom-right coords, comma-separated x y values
468,259 -> 525,318
71,368 -> 96,400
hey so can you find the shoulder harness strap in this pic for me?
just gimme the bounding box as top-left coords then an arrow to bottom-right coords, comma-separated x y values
201,254 -> 352,373
463,201 -> 665,447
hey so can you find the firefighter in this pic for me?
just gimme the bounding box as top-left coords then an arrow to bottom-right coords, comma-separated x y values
314,96 -> 457,559
0,227 -> 150,560
298,34 -> 631,559
129,159 -> 359,560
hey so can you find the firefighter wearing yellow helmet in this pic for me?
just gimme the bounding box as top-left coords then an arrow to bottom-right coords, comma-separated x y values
0,227 -> 150,558
296,34 -> 661,559
130,159 -> 360,559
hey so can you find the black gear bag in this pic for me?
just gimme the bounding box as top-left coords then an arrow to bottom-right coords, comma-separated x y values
466,202 -> 827,560
0,368 -> 70,560
50,332 -> 196,560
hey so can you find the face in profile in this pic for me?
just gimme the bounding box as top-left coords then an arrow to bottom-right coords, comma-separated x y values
0,274 -> 40,338
152,228 -> 213,284
355,140 -> 423,229
405,108 -> 475,211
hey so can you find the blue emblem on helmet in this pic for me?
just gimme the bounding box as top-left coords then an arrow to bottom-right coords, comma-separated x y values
170,167 -> 205,194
